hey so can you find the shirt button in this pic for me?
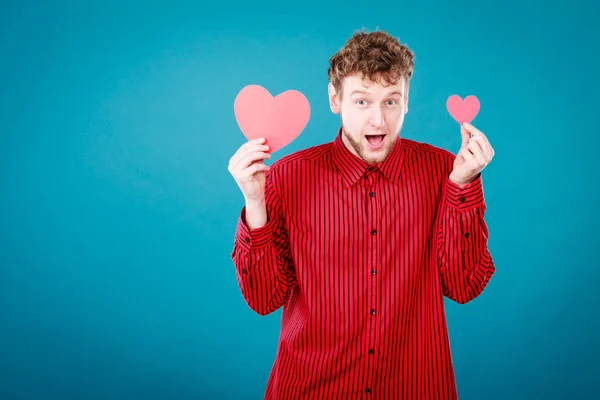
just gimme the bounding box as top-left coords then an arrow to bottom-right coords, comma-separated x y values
244,237 -> 250,243
465,232 -> 471,238
371,269 -> 376,275
371,229 -> 377,235
369,191 -> 375,197
365,388 -> 372,394
459,196 -> 466,203
370,309 -> 376,315
242,269 -> 248,274
369,349 -> 374,355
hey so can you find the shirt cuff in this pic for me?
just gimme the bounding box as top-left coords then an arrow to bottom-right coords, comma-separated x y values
445,173 -> 485,210
235,206 -> 277,252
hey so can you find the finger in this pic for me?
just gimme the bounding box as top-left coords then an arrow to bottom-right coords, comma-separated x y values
231,141 -> 270,163
230,143 -> 271,167
242,137 -> 267,148
460,124 -> 471,147
463,122 -> 484,137
243,162 -> 270,181
470,135 -> 493,161
229,150 -> 269,175
467,140 -> 487,166
236,144 -> 271,166
467,136 -> 485,157
231,138 -> 267,162
460,147 -> 478,169
229,138 -> 267,163
234,151 -> 272,172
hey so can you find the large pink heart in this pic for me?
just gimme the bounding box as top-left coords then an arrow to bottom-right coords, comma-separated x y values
234,85 -> 310,153
446,95 -> 480,124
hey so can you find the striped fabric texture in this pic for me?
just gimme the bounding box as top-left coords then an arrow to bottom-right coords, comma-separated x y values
232,128 -> 495,399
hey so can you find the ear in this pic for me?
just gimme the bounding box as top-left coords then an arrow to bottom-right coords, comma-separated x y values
328,83 -> 341,114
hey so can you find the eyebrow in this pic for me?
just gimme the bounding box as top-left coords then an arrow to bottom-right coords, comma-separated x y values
350,90 -> 403,97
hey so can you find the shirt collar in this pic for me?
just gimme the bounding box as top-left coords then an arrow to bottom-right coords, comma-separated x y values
331,127 -> 405,188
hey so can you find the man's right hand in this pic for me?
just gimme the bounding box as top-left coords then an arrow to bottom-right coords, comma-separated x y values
228,137 -> 272,205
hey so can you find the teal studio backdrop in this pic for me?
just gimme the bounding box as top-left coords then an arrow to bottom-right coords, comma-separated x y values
1,1 -> 599,399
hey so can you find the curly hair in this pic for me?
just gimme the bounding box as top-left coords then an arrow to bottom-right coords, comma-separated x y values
328,29 -> 415,99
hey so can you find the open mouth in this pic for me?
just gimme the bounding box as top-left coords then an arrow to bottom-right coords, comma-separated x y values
365,134 -> 385,149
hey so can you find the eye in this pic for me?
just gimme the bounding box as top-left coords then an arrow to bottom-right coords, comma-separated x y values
356,99 -> 367,106
386,100 -> 398,106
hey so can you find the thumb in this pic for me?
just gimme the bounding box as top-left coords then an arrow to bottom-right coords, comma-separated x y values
460,123 -> 471,147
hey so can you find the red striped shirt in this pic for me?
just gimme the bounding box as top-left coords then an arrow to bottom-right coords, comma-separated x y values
231,127 -> 495,399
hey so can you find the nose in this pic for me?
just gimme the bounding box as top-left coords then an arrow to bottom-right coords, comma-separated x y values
370,107 -> 385,128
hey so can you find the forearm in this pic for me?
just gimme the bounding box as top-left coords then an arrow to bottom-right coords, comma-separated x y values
437,175 -> 496,303
231,203 -> 297,316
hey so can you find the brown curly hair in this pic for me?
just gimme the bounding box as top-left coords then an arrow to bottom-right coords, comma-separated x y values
328,29 -> 415,99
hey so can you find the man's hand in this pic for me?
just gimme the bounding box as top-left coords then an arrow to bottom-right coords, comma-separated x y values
449,122 -> 495,187
228,137 -> 272,204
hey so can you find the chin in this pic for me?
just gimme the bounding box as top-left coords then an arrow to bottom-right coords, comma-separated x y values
342,127 -> 395,163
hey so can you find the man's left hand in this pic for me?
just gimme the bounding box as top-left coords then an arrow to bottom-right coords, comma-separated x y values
449,122 -> 495,187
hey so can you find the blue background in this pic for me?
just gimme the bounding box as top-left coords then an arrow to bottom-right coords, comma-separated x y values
1,0 -> 598,399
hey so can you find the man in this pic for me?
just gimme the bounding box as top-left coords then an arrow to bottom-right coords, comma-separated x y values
228,29 -> 495,400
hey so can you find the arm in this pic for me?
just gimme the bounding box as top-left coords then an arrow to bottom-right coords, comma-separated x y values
231,167 -> 297,315
436,173 -> 496,304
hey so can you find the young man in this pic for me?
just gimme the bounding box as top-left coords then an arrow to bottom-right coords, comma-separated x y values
228,29 -> 495,400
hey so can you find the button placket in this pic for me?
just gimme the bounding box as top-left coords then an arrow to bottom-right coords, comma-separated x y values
363,167 -> 380,397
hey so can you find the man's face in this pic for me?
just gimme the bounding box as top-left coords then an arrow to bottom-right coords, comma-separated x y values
328,74 -> 409,164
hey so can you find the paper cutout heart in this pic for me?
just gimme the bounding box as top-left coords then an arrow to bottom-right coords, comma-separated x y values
234,84 -> 310,153
446,95 -> 480,124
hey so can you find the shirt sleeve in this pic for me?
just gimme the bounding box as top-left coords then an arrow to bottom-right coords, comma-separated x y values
436,171 -> 496,304
230,167 -> 297,315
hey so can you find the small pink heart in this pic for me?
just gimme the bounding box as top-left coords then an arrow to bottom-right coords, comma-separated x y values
446,95 -> 480,124
234,84 -> 310,153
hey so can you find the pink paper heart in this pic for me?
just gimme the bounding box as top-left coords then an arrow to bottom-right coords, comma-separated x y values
234,84 -> 310,153
446,95 -> 480,124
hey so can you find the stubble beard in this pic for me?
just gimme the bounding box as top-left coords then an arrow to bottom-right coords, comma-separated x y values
342,127 -> 396,165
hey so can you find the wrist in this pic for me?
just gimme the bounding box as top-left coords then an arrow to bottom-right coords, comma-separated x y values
245,197 -> 266,209
445,174 -> 484,210
449,173 -> 471,188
